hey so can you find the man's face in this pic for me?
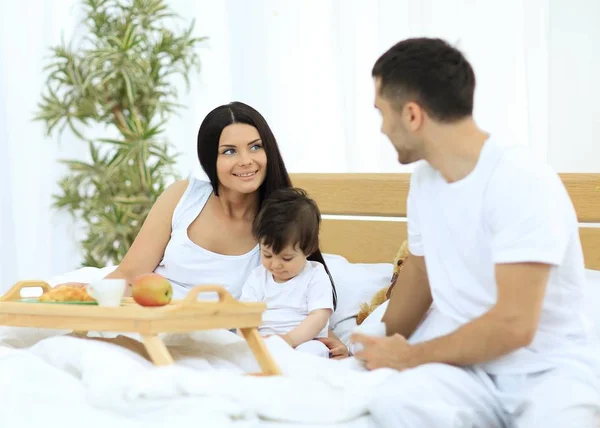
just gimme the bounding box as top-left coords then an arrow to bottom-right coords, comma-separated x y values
374,78 -> 424,165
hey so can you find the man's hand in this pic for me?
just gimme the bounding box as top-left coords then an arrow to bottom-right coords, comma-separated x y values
317,336 -> 349,359
352,333 -> 415,371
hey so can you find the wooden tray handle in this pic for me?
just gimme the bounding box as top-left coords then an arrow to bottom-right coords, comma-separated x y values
182,285 -> 235,305
0,280 -> 51,302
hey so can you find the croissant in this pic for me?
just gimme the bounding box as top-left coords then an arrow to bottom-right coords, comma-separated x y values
38,284 -> 95,302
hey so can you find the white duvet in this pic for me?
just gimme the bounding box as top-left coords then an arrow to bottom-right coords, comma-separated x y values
3,266 -> 599,428
0,267 -> 393,428
0,326 -> 393,428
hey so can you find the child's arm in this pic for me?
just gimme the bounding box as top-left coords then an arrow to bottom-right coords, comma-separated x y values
237,270 -> 263,337
283,308 -> 333,348
280,263 -> 335,347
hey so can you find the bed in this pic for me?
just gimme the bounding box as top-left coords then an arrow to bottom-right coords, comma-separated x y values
1,172 -> 599,428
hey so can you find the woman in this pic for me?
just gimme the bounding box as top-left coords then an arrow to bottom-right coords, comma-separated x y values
65,102 -> 348,358
104,101 -> 289,299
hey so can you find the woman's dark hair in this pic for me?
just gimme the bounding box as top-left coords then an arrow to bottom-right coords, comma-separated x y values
197,101 -> 291,203
253,187 -> 338,309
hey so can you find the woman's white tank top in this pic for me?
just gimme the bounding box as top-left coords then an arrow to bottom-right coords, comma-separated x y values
154,178 -> 260,299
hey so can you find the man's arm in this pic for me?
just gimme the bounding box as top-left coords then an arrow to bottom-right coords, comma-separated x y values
382,253 -> 432,338
355,262 -> 550,370
408,262 -> 549,366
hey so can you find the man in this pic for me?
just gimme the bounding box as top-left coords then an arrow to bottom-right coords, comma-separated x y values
352,37 -> 600,427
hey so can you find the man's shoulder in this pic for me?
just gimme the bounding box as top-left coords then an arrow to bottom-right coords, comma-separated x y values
485,144 -> 575,222
491,144 -> 563,192
409,160 -> 437,187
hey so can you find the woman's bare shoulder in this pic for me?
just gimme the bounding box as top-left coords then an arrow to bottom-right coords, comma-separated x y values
154,179 -> 190,211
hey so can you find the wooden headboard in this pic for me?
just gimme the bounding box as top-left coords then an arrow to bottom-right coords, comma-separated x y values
290,173 -> 600,270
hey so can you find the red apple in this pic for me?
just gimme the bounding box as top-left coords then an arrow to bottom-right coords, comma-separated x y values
132,273 -> 173,307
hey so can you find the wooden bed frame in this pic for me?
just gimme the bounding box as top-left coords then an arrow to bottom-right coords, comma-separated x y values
291,173 -> 600,270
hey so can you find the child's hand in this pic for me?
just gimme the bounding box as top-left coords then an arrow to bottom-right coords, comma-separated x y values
279,333 -> 294,347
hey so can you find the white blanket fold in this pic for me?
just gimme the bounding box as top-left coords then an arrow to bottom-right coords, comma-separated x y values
0,326 -> 390,427
0,266 -> 392,427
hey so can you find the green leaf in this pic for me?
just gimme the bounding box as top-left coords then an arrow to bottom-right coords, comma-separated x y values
96,138 -> 128,147
60,159 -> 97,173
121,69 -> 135,107
113,195 -> 151,205
89,140 -> 100,163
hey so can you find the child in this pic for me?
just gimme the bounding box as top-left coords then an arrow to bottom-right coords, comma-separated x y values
239,187 -> 337,357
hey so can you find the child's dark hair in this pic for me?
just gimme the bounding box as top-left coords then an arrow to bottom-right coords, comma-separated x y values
253,187 -> 337,309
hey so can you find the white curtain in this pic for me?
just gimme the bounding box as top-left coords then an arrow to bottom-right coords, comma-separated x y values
1,0 -> 598,287
0,0 -> 83,288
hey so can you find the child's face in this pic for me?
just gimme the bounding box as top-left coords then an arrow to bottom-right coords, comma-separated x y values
260,243 -> 307,283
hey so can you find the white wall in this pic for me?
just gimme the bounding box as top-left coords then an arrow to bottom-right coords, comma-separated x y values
0,0 -> 84,283
165,0 -> 600,175
0,0 -> 598,284
548,0 -> 600,171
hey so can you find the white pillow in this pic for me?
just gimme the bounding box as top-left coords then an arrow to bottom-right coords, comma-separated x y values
17,266 -> 116,298
47,266 -> 116,286
334,268 -> 600,350
45,257 -> 395,331
360,299 -> 389,327
323,253 -> 393,328
357,270 -> 600,340
331,317 -> 357,347
584,269 -> 600,339
332,301 -> 390,349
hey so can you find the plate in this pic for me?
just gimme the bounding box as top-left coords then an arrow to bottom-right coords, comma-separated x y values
17,298 -> 98,305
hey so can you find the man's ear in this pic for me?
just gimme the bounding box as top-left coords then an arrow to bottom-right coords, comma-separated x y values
403,101 -> 425,132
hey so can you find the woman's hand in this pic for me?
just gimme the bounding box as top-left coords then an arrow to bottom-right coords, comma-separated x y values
317,335 -> 349,359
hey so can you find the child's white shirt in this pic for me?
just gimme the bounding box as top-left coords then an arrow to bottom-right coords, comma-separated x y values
239,261 -> 334,338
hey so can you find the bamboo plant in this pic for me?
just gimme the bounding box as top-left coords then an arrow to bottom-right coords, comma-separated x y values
35,0 -> 206,267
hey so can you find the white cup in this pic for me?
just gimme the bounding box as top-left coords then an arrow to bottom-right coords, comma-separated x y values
86,279 -> 126,307
349,321 -> 387,355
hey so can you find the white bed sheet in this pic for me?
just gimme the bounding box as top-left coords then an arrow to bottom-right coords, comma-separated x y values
0,326 -> 391,428
2,266 -> 390,428
4,264 -> 600,427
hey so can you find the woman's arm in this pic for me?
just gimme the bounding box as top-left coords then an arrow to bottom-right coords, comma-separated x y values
101,180 -> 190,294
282,309 -> 332,348
316,329 -> 349,359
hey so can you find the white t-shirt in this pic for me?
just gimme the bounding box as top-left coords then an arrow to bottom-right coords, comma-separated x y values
154,178 -> 260,299
239,261 -> 334,338
408,137 -> 598,374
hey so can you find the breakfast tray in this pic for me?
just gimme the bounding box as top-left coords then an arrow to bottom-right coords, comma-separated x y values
0,280 -> 281,375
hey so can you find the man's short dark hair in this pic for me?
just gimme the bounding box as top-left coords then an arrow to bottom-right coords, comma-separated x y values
372,38 -> 476,122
